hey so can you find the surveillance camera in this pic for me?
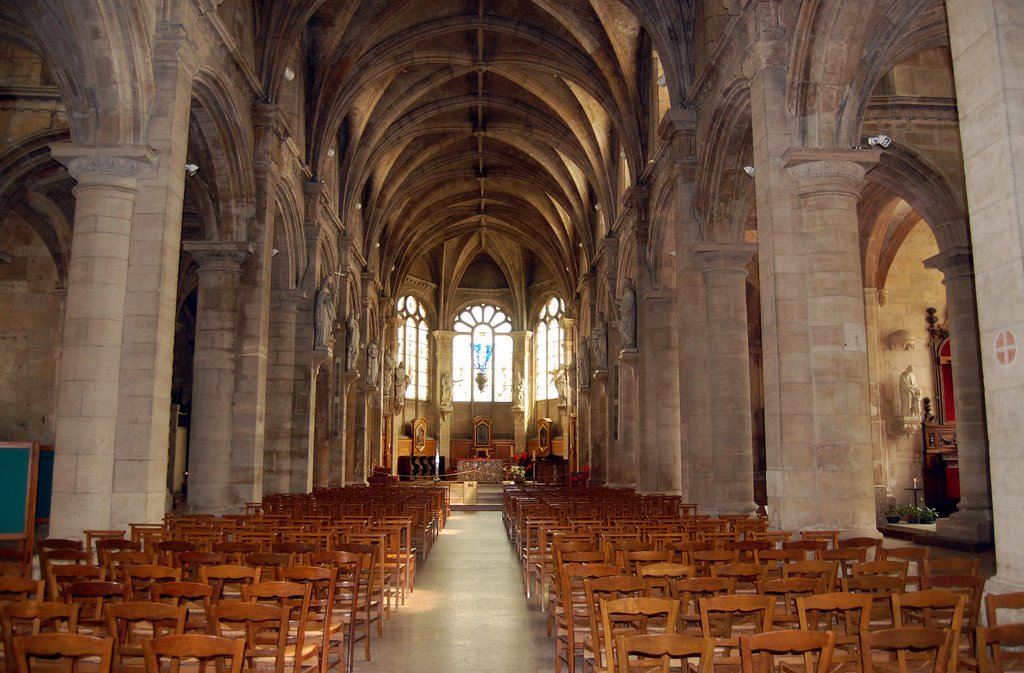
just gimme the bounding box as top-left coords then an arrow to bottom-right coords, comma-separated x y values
742,165 -> 755,178
184,163 -> 199,177
867,134 -> 892,149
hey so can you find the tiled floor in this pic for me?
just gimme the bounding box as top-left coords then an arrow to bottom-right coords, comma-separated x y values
348,510 -> 551,673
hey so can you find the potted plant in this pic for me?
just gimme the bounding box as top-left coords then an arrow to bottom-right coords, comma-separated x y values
918,505 -> 939,524
884,503 -> 902,524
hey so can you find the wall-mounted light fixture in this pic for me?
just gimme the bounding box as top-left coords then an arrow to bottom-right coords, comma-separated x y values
283,67 -> 295,82
743,165 -> 755,178
867,134 -> 892,148
185,163 -> 199,177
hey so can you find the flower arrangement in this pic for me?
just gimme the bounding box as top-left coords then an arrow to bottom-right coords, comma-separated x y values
570,465 -> 591,486
509,465 -> 527,482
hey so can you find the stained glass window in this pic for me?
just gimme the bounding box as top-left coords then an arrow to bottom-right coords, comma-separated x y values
395,295 -> 429,401
452,304 -> 512,402
534,296 -> 564,400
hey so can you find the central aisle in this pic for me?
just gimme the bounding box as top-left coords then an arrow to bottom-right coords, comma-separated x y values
352,510 -> 551,673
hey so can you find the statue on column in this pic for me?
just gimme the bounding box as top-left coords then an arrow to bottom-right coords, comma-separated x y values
899,365 -> 923,418
313,277 -> 336,350
591,312 -> 608,370
440,372 -> 452,408
618,277 -> 637,350
551,365 -> 567,406
512,371 -> 524,408
577,340 -> 590,387
365,339 -> 380,387
394,361 -> 409,411
382,345 -> 395,412
345,314 -> 360,370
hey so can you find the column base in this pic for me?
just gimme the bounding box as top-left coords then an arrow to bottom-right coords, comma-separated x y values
935,510 -> 993,544
701,503 -> 761,517
985,574 -> 1024,595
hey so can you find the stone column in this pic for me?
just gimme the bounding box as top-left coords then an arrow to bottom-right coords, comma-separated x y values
434,330 -> 456,461
264,290 -> 314,494
47,144 -> 157,537
350,299 -> 369,486
925,248 -> 992,542
181,241 -> 253,512
383,315 -> 400,473
945,0 -> 1023,592
694,243 -> 758,513
110,20 -> 197,529
780,150 -> 878,536
510,331 -> 532,453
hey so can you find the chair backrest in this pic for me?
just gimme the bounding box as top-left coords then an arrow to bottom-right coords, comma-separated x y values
664,541 -> 711,565
124,564 -> 182,600
176,551 -> 225,581
48,564 -> 107,602
153,540 -> 197,567
839,537 -> 883,561
105,601 -> 186,670
95,539 -> 142,568
892,590 -> 965,673
106,551 -> 158,582
142,634 -> 244,673
209,602 -> 289,673
919,574 -> 986,656
601,597 -> 681,672
640,563 -> 696,599
583,576 -> 646,670
740,629 -> 836,673
1,601 -> 79,672
985,591 -> 1024,627
13,632 -> 113,673
698,594 -> 774,642
977,622 -> 1024,673
860,627 -> 952,673
0,577 -> 44,603
615,633 -> 714,673
198,564 -> 260,603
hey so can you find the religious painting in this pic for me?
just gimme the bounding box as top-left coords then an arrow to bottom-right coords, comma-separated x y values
537,417 -> 552,455
413,417 -> 428,454
472,415 -> 493,448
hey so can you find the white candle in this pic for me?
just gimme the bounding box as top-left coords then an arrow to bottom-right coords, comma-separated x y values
913,478 -> 918,489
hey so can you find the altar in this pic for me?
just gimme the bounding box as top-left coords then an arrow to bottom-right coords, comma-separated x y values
456,458 -> 505,483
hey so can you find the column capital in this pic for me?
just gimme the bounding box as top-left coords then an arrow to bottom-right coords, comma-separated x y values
783,148 -> 880,195
183,240 -> 255,270
694,242 -> 757,273
49,144 -> 157,182
924,246 -> 974,279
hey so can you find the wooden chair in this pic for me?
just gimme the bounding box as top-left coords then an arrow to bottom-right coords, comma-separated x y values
105,553 -> 157,584
852,560 -> 910,590
152,540 -> 196,568
839,537 -> 883,562
842,575 -> 906,628
245,553 -> 292,582
758,577 -> 819,629
674,577 -> 735,636
1,602 -> 79,673
279,566 -> 338,673
623,551 -> 673,578
199,564 -> 260,604
148,581 -> 214,634
783,540 -> 829,560
557,564 -> 621,673
104,602 -> 186,673
0,563 -> 32,579
892,590 -> 966,673
698,594 -> 774,670
740,629 -> 836,673
37,540 -> 85,582
322,547 -> 382,646
142,634 -> 244,673
640,564 -> 696,600
783,560 -> 838,594
600,598 -> 681,673
919,575 -> 986,664
242,581 -> 320,673
977,623 -> 1024,673
664,541 -> 711,566
613,633 -> 714,673
175,551 -> 224,582
822,548 -> 868,582
123,565 -> 181,601
94,540 -> 141,571
209,602 -> 289,673
583,576 -> 646,673
311,554 -> 363,673
860,627 -> 953,673
47,566 -> 105,603
63,581 -> 127,637
880,548 -> 929,592
273,542 -> 318,568
712,563 -> 767,595
985,592 -> 1024,628
798,592 -> 874,673
212,541 -> 260,565
13,632 -> 113,673
757,549 -> 807,580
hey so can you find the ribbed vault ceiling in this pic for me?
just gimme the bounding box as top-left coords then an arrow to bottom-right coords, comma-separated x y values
298,0 -> 662,296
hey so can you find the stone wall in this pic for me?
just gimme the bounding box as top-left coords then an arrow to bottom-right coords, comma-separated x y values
0,214 -> 61,444
873,221 -> 946,506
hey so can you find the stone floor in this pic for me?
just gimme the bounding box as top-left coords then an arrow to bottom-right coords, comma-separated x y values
349,510 -> 551,673
343,510 -> 997,673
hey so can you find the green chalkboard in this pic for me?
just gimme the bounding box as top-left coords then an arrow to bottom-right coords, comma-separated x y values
0,442 -> 39,563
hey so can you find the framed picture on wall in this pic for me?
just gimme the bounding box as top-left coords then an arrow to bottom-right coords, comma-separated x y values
537,417 -> 552,455
472,415 -> 492,448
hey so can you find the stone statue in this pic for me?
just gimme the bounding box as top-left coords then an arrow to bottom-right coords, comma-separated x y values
551,365 -> 567,406
512,371 -> 524,407
365,339 -> 380,387
313,277 -> 336,350
382,345 -> 395,413
394,361 -> 409,410
618,277 -> 637,350
345,314 -> 360,370
899,365 -> 923,418
577,339 -> 591,386
591,312 -> 608,369
440,371 -> 452,408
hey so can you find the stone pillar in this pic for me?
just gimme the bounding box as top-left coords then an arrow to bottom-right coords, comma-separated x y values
47,144 -> 157,537
695,243 -> 758,513
636,291 -> 681,494
182,241 -> 253,512
264,290 -> 314,494
510,331 -> 532,452
779,150 -> 878,536
110,21 -> 197,529
925,249 -> 992,542
383,315 -> 400,473
434,330 -> 456,461
945,0 -> 1023,591
350,298 -> 370,486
